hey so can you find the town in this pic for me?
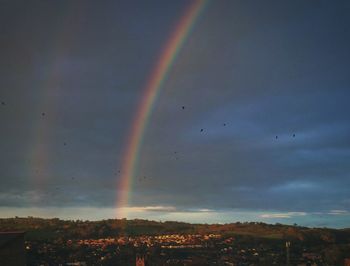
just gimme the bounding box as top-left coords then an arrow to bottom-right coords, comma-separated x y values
0,217 -> 345,265
25,233 -> 328,265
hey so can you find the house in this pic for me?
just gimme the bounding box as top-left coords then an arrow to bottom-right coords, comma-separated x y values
0,232 -> 26,266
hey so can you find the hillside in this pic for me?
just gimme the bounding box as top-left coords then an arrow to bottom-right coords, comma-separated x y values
1,217 -> 349,244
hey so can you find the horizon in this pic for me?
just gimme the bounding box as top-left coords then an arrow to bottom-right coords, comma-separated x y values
1,214 -> 350,230
1,1 -> 350,229
1,207 -> 349,229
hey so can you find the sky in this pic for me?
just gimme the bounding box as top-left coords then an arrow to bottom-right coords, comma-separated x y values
1,0 -> 350,228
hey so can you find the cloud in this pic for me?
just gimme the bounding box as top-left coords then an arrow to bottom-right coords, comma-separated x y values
260,212 -> 307,219
121,206 -> 215,214
328,210 -> 349,215
1,1 -> 350,228
122,206 -> 177,213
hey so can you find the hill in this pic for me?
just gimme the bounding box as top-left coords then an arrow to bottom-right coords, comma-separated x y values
1,217 -> 349,244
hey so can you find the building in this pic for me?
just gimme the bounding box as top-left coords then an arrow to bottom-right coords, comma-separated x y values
0,232 -> 26,266
136,255 -> 145,266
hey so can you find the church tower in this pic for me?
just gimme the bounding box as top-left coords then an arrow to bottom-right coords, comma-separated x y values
135,255 -> 145,266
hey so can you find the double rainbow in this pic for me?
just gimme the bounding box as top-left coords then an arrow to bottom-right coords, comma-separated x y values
116,0 -> 209,218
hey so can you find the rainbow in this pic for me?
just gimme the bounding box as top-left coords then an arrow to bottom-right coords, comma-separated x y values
30,5 -> 83,194
116,0 -> 209,218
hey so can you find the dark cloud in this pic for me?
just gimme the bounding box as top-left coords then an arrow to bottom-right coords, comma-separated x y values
1,1 -> 350,226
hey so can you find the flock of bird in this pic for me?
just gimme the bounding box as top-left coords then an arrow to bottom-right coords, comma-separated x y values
2,101 -> 296,187
135,105 -> 296,183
